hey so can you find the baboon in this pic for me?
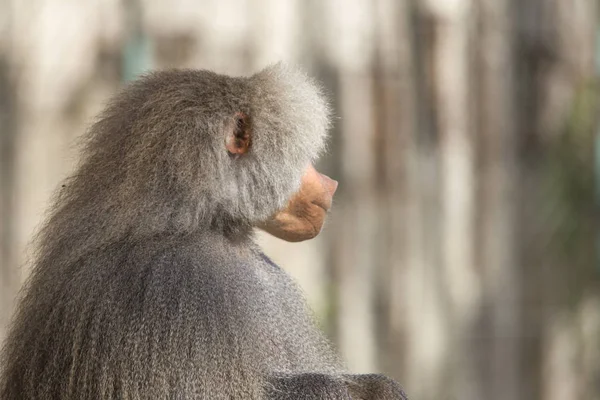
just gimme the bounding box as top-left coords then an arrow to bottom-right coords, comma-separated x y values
0,64 -> 408,399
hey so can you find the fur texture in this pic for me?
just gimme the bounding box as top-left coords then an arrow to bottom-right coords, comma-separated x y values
0,64 -> 407,399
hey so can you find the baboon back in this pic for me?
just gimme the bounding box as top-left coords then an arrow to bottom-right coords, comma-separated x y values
0,232 -> 339,399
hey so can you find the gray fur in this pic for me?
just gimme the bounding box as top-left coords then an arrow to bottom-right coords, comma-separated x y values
0,64 -> 406,399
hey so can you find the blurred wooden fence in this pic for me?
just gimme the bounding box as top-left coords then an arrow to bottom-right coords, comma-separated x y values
0,0 -> 598,399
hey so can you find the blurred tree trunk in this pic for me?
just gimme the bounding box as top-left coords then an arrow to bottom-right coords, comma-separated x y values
521,1 -> 598,399
425,0 -> 481,398
476,0 -> 521,399
371,0 -> 417,385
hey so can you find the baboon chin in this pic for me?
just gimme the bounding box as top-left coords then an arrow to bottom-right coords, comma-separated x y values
0,63 -> 408,400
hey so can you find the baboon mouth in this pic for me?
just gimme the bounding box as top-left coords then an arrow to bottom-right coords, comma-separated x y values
313,202 -> 331,213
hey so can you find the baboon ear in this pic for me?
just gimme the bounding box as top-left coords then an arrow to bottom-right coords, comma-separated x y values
225,112 -> 251,155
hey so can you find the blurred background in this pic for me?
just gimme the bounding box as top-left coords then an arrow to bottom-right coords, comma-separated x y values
0,0 -> 598,399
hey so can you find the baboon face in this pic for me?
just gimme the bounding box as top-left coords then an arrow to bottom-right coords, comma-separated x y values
259,165 -> 338,242
220,86 -> 337,241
